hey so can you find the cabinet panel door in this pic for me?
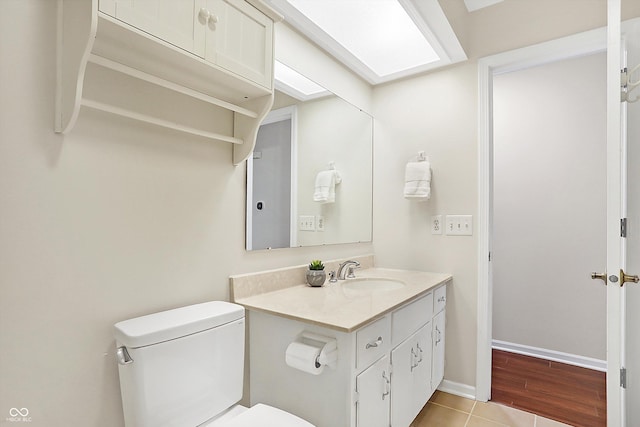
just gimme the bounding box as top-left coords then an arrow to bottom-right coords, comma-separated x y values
100,0 -> 207,56
356,356 -> 390,427
412,325 -> 433,412
390,334 -> 416,427
391,324 -> 432,427
206,0 -> 273,88
432,310 -> 445,389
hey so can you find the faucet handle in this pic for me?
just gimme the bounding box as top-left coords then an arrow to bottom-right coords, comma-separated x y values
346,264 -> 360,279
328,271 -> 337,283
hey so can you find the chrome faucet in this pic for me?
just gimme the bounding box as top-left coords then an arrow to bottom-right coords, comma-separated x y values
337,260 -> 360,280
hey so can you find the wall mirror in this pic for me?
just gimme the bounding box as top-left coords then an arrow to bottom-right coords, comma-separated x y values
246,62 -> 373,250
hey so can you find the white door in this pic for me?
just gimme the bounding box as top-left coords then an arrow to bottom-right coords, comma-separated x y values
356,356 -> 390,427
607,3 -> 640,425
621,15 -> 640,427
623,17 -> 640,425
390,325 -> 432,427
432,310 -> 445,389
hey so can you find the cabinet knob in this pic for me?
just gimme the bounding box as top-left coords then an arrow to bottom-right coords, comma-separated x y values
198,8 -> 219,26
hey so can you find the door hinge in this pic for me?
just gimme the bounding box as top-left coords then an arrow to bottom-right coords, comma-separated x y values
622,68 -> 629,102
489,251 -> 492,262
352,389 -> 359,404
621,367 -> 627,389
621,218 -> 627,238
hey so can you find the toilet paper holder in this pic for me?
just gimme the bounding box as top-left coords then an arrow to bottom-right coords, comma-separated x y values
296,331 -> 338,369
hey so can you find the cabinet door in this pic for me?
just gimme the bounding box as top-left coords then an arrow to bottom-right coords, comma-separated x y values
390,324 -> 432,427
99,0 -> 207,56
205,0 -> 273,88
432,310 -> 445,389
356,356 -> 390,427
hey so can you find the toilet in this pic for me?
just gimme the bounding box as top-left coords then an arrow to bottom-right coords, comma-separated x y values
113,301 -> 314,427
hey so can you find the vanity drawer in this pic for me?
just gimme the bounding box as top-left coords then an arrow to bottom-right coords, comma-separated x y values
434,285 -> 447,314
392,292 -> 433,347
356,316 -> 391,369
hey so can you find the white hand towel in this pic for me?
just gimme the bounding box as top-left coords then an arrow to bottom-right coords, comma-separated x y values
404,159 -> 431,200
314,170 -> 337,203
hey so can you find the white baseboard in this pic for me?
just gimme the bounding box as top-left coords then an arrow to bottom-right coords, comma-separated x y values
437,380 -> 477,400
492,339 -> 607,372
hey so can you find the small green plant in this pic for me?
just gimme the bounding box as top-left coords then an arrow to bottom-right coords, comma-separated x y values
308,260 -> 325,270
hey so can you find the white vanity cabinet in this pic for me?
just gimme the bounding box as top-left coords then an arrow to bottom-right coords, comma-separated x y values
246,283 -> 447,427
98,0 -> 274,89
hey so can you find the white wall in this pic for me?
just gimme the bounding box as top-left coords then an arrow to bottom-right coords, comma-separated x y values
372,62 -> 479,389
0,2 -> 373,426
492,53 -> 607,360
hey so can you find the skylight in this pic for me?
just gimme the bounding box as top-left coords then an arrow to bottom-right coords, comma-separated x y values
267,0 -> 466,85
285,0 -> 439,78
274,61 -> 330,101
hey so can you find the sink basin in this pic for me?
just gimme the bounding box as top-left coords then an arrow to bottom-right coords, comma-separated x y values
341,278 -> 405,292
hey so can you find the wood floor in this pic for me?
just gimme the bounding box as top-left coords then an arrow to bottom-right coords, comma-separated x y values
491,349 -> 606,427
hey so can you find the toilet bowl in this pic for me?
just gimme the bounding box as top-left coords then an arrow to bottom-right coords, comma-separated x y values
114,301 -> 314,427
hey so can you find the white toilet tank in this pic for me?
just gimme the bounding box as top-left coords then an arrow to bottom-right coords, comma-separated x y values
114,301 -> 245,427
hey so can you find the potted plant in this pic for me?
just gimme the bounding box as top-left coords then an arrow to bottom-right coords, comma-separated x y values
306,260 -> 326,287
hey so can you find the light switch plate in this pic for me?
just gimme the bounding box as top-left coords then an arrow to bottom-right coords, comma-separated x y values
445,215 -> 473,236
299,215 -> 315,231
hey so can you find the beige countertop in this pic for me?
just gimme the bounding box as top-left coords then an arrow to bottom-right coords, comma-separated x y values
233,268 -> 452,332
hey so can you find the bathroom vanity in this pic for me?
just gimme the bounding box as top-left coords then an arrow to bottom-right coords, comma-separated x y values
231,263 -> 451,427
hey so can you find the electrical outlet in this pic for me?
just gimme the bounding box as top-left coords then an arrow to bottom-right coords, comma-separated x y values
298,215 -> 315,231
316,215 -> 325,231
445,215 -> 473,236
431,215 -> 442,235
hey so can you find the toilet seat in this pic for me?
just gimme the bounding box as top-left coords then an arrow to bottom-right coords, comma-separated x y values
219,404 -> 314,427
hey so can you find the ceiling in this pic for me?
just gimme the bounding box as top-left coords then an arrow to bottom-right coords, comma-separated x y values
463,0 -> 504,12
265,0 -> 469,85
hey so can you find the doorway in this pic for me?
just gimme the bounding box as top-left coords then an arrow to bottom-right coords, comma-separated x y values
475,27 -> 608,401
478,15 -> 640,426
492,52 -> 607,366
246,106 -> 297,250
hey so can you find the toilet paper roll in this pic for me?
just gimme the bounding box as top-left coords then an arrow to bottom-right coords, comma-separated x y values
285,341 -> 324,375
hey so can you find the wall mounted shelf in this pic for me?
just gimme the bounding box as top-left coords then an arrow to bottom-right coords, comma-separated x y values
56,0 -> 281,165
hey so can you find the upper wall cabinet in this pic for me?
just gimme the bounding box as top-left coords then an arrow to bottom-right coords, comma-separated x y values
56,0 -> 281,165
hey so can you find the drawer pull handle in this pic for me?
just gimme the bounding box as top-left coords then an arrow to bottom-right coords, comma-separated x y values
438,296 -> 446,303
366,336 -> 383,349
382,370 -> 390,400
416,342 -> 424,363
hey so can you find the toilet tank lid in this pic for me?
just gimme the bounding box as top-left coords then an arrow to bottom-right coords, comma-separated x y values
114,301 -> 244,348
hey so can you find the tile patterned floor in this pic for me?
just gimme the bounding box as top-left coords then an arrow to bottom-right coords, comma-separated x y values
412,391 -> 572,427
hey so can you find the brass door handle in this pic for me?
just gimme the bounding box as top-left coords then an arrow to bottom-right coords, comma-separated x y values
621,269 -> 639,286
591,272 -> 607,285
